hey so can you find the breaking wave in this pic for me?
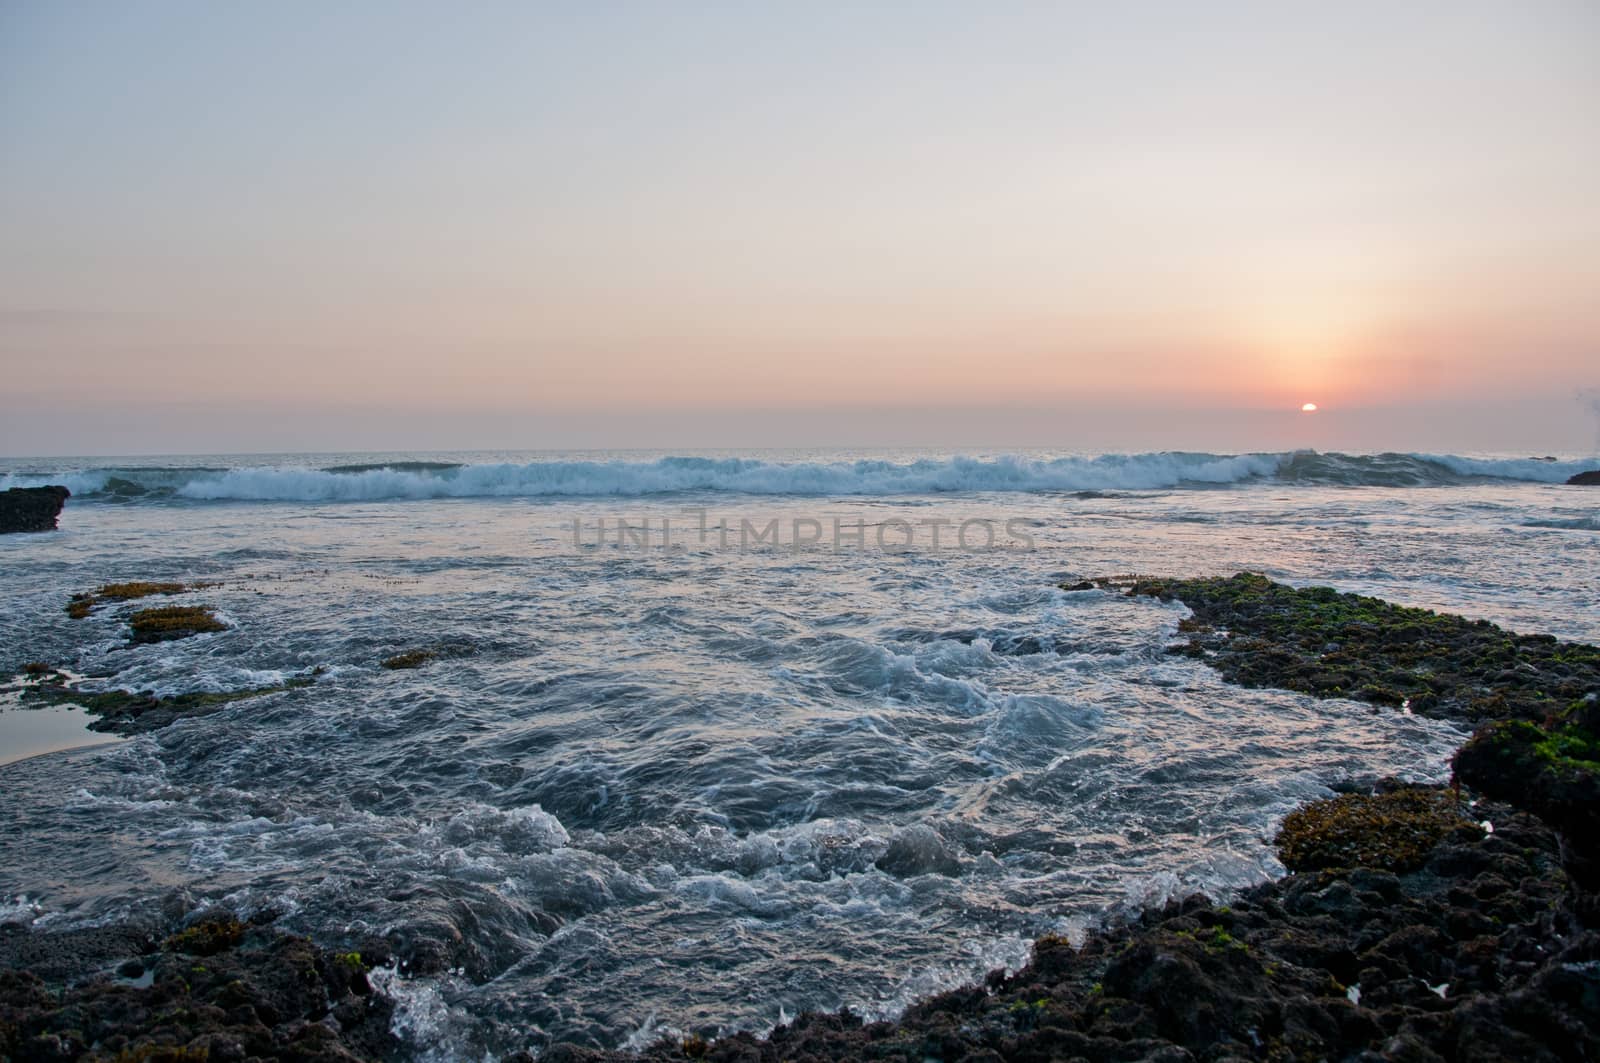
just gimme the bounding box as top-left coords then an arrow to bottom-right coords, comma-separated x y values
1,450 -> 1593,503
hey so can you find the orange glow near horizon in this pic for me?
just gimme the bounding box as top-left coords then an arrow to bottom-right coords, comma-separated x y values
2,4 -> 1598,456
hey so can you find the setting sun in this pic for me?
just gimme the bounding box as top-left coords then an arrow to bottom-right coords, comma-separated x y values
3,6 -> 1600,1061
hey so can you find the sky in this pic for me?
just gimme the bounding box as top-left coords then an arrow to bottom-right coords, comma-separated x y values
2,1 -> 1597,456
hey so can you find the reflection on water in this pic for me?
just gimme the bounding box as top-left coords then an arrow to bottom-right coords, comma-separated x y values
0,703 -> 124,766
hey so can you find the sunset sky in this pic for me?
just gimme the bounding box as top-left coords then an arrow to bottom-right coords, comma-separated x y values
2,1 -> 1597,456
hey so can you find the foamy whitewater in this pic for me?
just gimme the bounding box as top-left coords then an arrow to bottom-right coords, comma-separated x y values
2,448 -> 1598,1058
1,448 -> 1593,502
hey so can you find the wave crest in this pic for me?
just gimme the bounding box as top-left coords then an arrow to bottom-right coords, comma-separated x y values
2,450 -> 1592,502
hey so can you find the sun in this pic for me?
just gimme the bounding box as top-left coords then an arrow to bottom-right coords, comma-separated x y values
1300,402 -> 1318,413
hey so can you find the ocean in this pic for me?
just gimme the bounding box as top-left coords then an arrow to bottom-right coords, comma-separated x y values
2,448 -> 1597,1057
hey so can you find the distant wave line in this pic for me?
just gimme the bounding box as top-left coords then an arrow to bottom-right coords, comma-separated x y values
1,450 -> 1592,502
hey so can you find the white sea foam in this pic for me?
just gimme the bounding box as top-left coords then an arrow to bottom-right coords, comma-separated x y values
5,450 -> 1591,502
857,933 -> 1035,1024
175,453 -> 1284,499
438,803 -> 571,854
368,966 -> 474,1063
0,894 -> 44,926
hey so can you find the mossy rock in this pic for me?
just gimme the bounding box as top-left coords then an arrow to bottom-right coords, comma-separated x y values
164,918 -> 246,956
333,950 -> 368,972
1123,573 -> 1600,864
97,581 -> 191,601
1454,715 -> 1600,847
0,918 -> 399,1061
381,649 -> 437,670
128,605 -> 227,643
64,580 -> 216,621
1123,572 -> 1600,726
1276,789 -> 1477,873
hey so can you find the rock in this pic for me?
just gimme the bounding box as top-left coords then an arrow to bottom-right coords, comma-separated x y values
127,603 -> 228,643
1453,719 -> 1600,876
0,915 -> 399,1061
1276,790 -> 1478,873
1126,573 -> 1600,726
381,649 -> 437,669
0,485 -> 69,533
1566,470 -> 1600,485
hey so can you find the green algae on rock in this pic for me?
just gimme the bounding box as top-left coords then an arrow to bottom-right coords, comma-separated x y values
96,581 -> 193,601
64,580 -> 218,622
1454,709 -> 1600,861
127,604 -> 228,643
1276,789 -> 1479,873
381,649 -> 438,669
1119,572 -> 1600,725
163,917 -> 246,957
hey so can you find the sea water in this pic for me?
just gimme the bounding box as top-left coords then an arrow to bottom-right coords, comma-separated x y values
1,448 -> 1596,1056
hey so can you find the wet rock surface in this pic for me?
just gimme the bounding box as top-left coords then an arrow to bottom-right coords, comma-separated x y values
126,604 -> 230,644
0,486 -> 69,533
1274,789 -> 1478,874
1125,572 -> 1600,725
1565,470 -> 1600,485
63,582 -> 228,643
0,913 -> 399,1062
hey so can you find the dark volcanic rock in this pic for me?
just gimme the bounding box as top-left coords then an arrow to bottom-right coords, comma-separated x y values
1123,572 -> 1600,726
0,913 -> 399,1061
0,484 -> 69,532
1567,469 -> 1600,485
102,475 -> 149,498
1454,717 -> 1600,876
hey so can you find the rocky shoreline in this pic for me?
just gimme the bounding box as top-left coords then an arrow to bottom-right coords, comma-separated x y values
1,912 -> 399,1061
4,574 -> 1598,1061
